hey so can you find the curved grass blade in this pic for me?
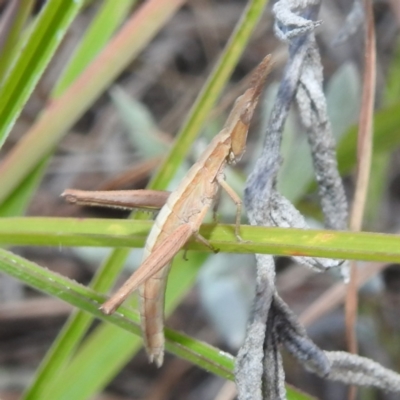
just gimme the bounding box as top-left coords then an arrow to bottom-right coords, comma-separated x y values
149,0 -> 269,189
0,248 -> 312,400
22,248 -> 135,400
0,0 -> 34,83
52,0 -> 136,97
0,0 -> 83,148
42,251 -> 207,400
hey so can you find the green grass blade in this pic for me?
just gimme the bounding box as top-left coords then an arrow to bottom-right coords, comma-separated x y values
0,157 -> 48,216
0,248 -> 311,400
1,217 -> 400,263
363,152 -> 390,227
337,100 -> 400,175
46,324 -> 143,400
149,0 -> 269,189
52,0 -> 136,97
0,0 -> 83,148
363,42 -> 400,226
22,248 -> 131,400
22,310 -> 94,400
384,36 -> 400,106
43,251 -> 207,400
0,248 -> 210,373
0,0 -> 34,83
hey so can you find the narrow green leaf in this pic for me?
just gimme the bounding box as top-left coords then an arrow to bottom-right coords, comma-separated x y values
1,217 -> 400,263
363,152 -> 390,227
0,248 -> 223,377
362,38 -> 400,226
149,0 -> 270,189
337,100 -> 400,176
52,0 -> 136,97
0,0 -> 34,83
384,36 -> 400,106
0,157 -> 48,217
22,247 -> 133,400
46,325 -> 142,400
0,248 -> 311,399
0,0 -> 83,148
44,251 -> 207,400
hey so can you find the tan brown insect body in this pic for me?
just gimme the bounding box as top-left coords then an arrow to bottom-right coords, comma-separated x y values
63,55 -> 272,366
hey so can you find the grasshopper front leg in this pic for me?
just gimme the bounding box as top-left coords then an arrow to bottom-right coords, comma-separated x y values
217,176 -> 244,241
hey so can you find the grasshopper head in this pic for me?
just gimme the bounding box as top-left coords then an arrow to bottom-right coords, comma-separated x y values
228,92 -> 261,164
228,98 -> 251,164
227,54 -> 272,164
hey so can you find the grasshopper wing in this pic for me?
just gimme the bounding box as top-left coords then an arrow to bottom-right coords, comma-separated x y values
100,223 -> 194,314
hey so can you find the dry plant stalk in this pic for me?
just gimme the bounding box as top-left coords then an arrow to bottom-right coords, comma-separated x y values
346,0 -> 376,361
345,1 -> 376,398
63,54 -> 272,366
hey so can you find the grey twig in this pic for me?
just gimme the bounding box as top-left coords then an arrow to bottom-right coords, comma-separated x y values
273,0 -> 321,42
295,36 -> 348,230
273,295 -> 331,377
235,257 -> 276,400
325,351 -> 400,391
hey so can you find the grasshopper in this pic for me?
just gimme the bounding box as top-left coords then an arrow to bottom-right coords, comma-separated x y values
63,54 -> 271,366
